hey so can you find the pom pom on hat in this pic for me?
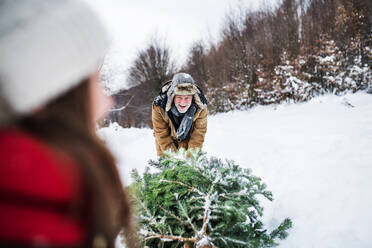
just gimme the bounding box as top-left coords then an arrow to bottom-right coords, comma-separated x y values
0,0 -> 109,124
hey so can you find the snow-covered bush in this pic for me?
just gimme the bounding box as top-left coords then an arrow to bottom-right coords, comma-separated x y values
205,35 -> 371,114
131,149 -> 292,248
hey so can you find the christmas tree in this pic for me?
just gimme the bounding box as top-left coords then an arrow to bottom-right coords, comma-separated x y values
131,149 -> 292,248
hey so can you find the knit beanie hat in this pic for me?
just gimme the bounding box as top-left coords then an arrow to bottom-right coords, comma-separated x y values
0,0 -> 109,125
164,73 -> 206,112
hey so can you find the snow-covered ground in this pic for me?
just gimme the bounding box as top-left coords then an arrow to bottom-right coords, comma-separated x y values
98,92 -> 372,247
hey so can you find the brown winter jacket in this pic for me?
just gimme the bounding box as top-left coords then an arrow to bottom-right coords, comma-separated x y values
152,104 -> 207,156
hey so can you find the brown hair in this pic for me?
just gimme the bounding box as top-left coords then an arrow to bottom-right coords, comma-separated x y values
17,79 -> 137,247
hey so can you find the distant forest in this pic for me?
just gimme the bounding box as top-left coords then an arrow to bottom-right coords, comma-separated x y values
101,0 -> 371,128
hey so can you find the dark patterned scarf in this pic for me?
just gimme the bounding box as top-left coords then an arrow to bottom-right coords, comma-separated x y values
170,103 -> 197,141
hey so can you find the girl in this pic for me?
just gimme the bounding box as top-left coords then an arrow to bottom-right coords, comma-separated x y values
0,0 -> 136,247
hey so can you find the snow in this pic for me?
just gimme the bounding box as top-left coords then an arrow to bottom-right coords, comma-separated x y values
319,54 -> 335,63
196,236 -> 212,247
97,123 -> 156,183
160,238 -> 173,242
99,92 -> 372,247
299,59 -> 306,65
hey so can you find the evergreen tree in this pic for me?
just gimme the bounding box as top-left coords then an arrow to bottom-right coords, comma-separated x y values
131,149 -> 292,248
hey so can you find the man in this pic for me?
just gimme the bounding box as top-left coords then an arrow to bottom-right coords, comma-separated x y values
152,73 -> 208,156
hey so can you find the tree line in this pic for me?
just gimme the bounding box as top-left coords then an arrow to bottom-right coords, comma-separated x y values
102,0 -> 371,128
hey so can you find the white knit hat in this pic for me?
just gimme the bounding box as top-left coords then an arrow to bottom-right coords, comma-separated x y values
0,0 -> 109,123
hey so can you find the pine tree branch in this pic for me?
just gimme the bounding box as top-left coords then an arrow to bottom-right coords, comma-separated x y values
200,194 -> 211,236
177,199 -> 198,234
218,236 -> 249,246
145,234 -> 196,243
175,240 -> 181,248
138,198 -> 163,235
159,179 -> 205,196
199,177 -> 219,236
159,206 -> 190,228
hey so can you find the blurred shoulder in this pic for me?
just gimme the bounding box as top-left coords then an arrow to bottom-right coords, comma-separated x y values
0,128 -> 52,159
0,128 -> 81,201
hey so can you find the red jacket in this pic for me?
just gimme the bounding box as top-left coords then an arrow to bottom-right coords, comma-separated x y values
0,129 -> 87,246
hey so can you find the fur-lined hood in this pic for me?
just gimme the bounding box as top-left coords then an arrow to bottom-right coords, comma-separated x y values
154,73 -> 208,111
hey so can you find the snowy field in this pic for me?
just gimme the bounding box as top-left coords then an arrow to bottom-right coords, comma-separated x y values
98,92 -> 372,247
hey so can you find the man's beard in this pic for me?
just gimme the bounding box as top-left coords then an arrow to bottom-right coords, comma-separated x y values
176,103 -> 191,113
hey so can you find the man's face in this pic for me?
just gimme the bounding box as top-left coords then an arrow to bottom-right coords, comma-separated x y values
174,95 -> 193,113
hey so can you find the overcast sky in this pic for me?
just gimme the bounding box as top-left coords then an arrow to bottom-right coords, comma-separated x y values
87,0 -> 279,92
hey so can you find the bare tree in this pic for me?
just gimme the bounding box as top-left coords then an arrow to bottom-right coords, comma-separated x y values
106,35 -> 177,128
127,35 -> 176,98
183,40 -> 209,88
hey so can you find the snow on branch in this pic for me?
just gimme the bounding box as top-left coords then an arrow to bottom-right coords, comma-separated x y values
132,149 -> 292,247
108,94 -> 135,112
